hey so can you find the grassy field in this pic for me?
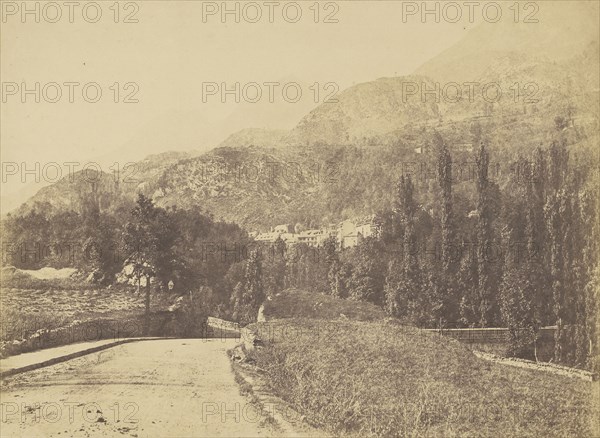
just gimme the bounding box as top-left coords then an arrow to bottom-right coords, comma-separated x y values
247,290 -> 599,437
0,267 -> 177,329
263,289 -> 387,321
0,287 -> 149,338
1,286 -> 147,324
0,281 -> 176,357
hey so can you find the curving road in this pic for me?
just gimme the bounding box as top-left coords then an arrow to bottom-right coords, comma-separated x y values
0,339 -> 282,437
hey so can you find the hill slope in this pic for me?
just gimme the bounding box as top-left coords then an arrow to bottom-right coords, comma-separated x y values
415,2 -> 599,83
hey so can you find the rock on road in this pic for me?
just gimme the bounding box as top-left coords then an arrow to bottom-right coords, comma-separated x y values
0,339 -> 284,437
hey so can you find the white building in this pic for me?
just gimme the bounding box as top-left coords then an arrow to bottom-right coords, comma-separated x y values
279,233 -> 297,244
337,215 -> 375,249
254,232 -> 281,243
252,215 -> 376,249
296,229 -> 323,246
273,224 -> 293,234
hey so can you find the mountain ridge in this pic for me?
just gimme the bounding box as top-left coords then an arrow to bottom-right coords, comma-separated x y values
7,9 -> 599,228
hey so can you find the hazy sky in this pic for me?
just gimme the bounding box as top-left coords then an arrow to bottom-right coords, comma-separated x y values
0,0 -> 589,210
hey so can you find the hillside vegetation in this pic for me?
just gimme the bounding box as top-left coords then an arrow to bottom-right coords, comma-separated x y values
262,289 -> 387,322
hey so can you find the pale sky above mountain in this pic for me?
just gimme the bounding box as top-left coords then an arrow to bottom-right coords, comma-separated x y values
1,1 -> 598,212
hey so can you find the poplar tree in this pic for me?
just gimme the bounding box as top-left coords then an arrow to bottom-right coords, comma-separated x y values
385,175 -> 423,322
499,157 -> 539,359
458,237 -> 479,327
435,132 -> 458,323
243,249 -> 265,323
545,140 -> 570,363
530,148 -> 552,325
475,141 -> 494,327
581,178 -> 599,370
233,249 -> 265,324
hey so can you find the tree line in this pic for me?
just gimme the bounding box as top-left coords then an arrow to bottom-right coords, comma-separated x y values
253,130 -> 598,370
379,135 -> 597,369
2,126 -> 597,369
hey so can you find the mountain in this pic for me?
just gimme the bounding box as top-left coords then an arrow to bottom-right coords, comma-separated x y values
150,145 -> 343,228
12,151 -> 190,218
286,43 -> 598,149
7,5 -> 599,230
284,2 -> 599,148
415,2 -> 600,83
285,75 -> 441,146
217,128 -> 288,150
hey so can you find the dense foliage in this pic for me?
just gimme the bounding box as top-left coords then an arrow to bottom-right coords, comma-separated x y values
254,132 -> 598,369
2,125 -> 598,369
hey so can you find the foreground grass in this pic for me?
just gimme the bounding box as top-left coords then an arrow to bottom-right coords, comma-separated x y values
248,318 -> 599,437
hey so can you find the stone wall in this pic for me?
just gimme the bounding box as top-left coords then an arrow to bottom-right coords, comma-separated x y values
424,326 -> 556,360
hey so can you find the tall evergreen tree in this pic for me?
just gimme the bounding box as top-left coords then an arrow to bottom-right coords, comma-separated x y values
499,157 -> 539,359
569,184 -> 588,367
475,141 -> 495,327
581,178 -> 599,371
236,249 -> 265,324
529,148 -> 552,325
346,239 -> 386,305
458,237 -> 480,327
385,175 -> 423,323
121,194 -> 181,334
435,131 -> 458,323
545,140 -> 571,363
263,238 -> 287,297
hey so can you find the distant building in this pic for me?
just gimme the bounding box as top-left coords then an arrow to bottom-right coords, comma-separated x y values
273,224 -> 293,234
342,233 -> 360,248
337,219 -> 355,237
355,215 -> 375,239
252,215 -> 376,249
279,233 -> 297,244
337,215 -> 375,249
254,232 -> 280,243
319,226 -> 338,245
297,229 -> 323,247
455,143 -> 474,153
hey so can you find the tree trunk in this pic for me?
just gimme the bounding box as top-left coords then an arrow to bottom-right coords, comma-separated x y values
555,317 -> 563,363
144,277 -> 151,336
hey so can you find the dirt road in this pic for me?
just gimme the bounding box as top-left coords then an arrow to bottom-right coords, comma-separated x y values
0,339 -> 282,437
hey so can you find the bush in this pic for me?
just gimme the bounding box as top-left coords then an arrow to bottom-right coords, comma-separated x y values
263,288 -> 387,321
168,294 -> 209,338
